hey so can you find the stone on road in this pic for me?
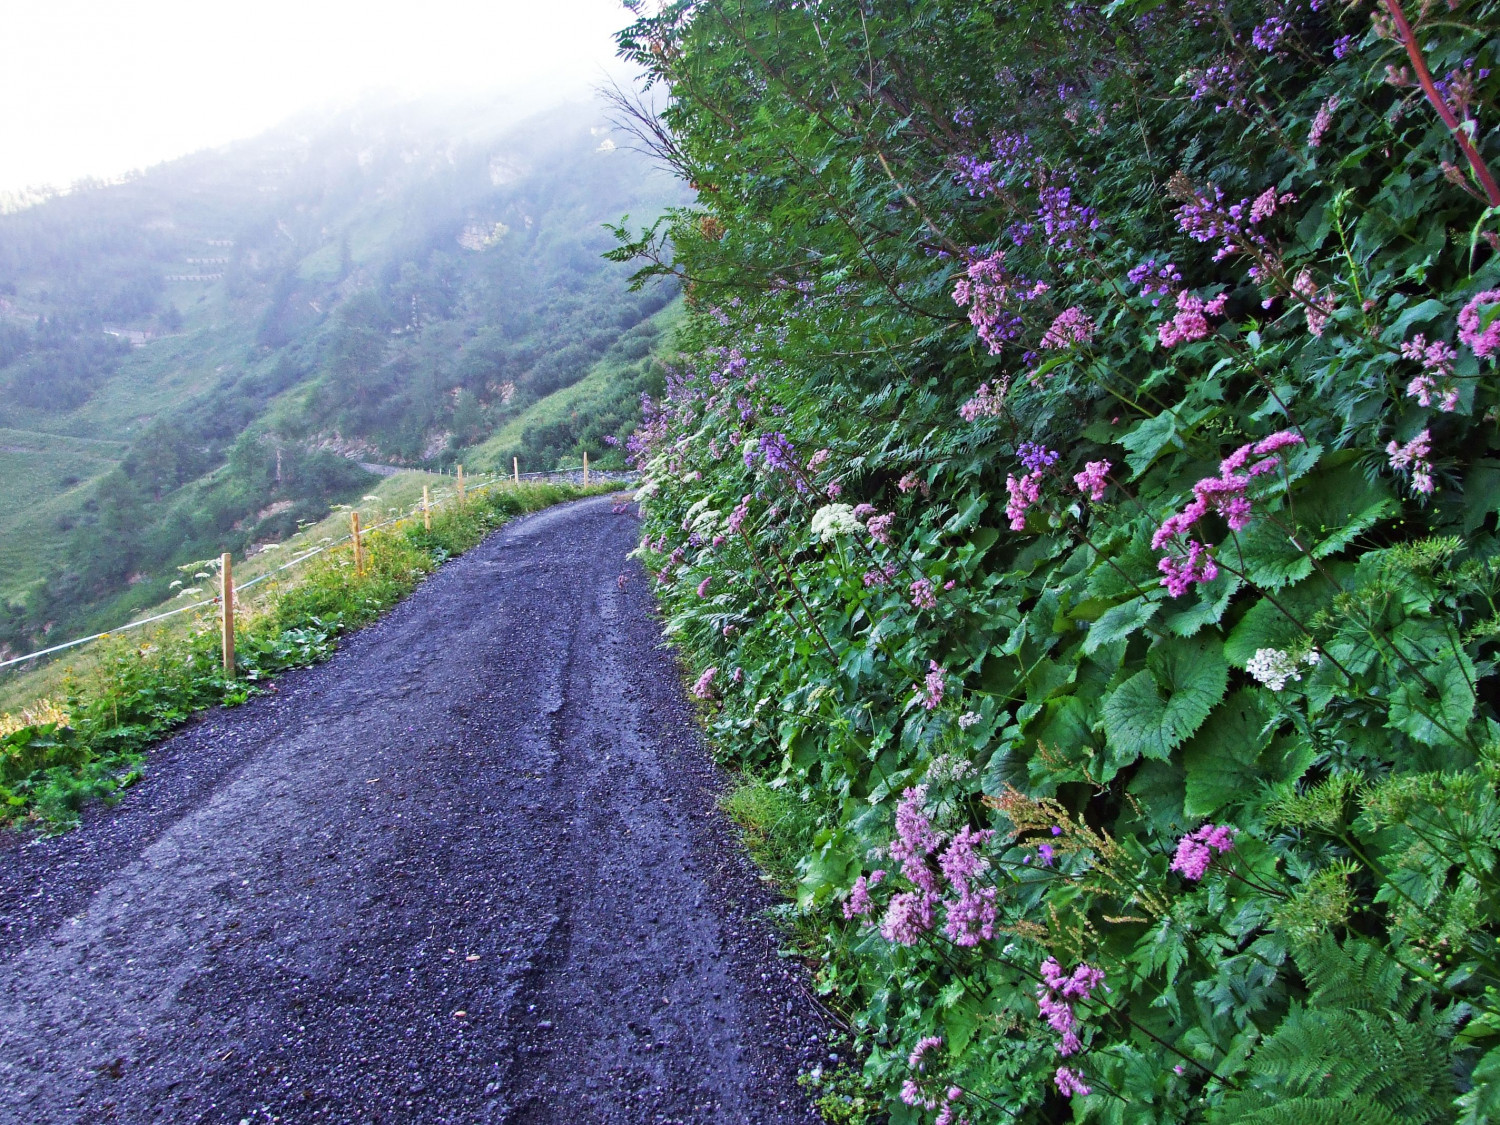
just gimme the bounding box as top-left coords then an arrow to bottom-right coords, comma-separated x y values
0,497 -> 827,1123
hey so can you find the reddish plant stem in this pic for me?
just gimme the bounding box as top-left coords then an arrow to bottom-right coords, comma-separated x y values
1385,0 -> 1500,206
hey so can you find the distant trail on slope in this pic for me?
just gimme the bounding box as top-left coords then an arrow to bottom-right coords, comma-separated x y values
0,497 -> 828,1125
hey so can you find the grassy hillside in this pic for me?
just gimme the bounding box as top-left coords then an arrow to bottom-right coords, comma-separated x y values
468,298 -> 681,472
0,94 -> 683,654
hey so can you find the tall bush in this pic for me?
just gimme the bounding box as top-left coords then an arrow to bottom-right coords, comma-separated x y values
615,0 -> 1500,1118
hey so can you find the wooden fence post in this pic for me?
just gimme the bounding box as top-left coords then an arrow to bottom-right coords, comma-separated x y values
583,451 -> 589,489
351,511 -> 364,575
457,463 -> 465,503
423,485 -> 432,531
513,456 -> 519,485
221,552 -> 235,678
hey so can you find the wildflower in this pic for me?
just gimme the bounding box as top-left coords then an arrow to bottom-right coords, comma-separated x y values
727,495 -> 751,533
1170,823 -> 1236,880
1038,842 -> 1055,866
843,870 -> 886,919
1055,1067 -> 1092,1098
957,711 -> 981,729
806,448 -> 830,470
1006,472 -> 1043,530
1017,442 -> 1059,472
1041,306 -> 1093,349
896,472 -> 927,494
1128,258 -> 1182,305
810,503 -> 859,542
696,577 -> 712,598
867,513 -> 896,545
910,578 -> 938,610
1037,958 -> 1105,1067
917,661 -> 947,710
1073,460 -> 1111,501
691,666 -> 718,700
1293,269 -> 1328,336
731,666 -> 744,683
1401,335 -> 1460,411
1333,33 -> 1354,58
1246,647 -> 1320,691
1386,429 -> 1435,494
1458,290 -> 1500,358
1309,96 -> 1340,147
959,381 -> 1005,420
880,891 -> 937,944
1251,15 -> 1288,51
889,785 -> 943,892
1158,540 -> 1219,597
952,251 -> 1022,354
1158,289 -> 1228,348
863,567 -> 892,587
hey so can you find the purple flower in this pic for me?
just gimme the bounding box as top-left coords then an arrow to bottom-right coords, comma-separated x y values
1038,842 -> 1055,866
1005,471 -> 1043,530
1158,540 -> 1219,597
696,577 -> 712,598
1333,34 -> 1354,58
1018,442 -> 1059,472
1251,15 -> 1288,52
1387,429 -> 1436,494
959,380 -> 1006,420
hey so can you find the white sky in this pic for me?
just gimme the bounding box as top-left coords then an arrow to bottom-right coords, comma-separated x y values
0,0 -> 636,194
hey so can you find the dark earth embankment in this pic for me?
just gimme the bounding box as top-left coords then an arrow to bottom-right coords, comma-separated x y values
0,496 -> 828,1124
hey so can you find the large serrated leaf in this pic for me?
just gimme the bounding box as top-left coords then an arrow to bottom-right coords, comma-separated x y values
1103,635 -> 1228,765
1181,690 -> 1276,817
1083,597 -> 1160,654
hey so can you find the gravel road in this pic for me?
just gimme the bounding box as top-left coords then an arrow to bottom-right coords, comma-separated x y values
0,497 -> 829,1124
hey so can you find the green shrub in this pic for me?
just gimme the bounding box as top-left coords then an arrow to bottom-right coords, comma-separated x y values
618,0 -> 1500,1118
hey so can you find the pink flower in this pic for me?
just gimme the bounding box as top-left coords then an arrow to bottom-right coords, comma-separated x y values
1458,289 -> 1500,358
1387,429 -> 1436,494
1309,95 -> 1340,147
843,869 -> 886,919
1293,269 -> 1328,336
727,495 -> 751,533
863,566 -> 893,587
691,666 -> 718,699
1159,540 -> 1219,597
952,251 -> 1022,355
696,577 -> 712,597
867,512 -> 896,545
1157,289 -> 1227,348
806,448 -> 830,469
959,380 -> 1006,420
1073,459 -> 1111,501
1170,822 -> 1236,880
918,660 -> 947,710
910,577 -> 938,610
1041,306 -> 1093,349
1401,334 -> 1461,411
880,891 -> 936,944
1055,1067 -> 1091,1098
1005,471 -> 1043,530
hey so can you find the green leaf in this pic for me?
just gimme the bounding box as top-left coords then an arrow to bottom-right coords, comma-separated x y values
1083,597 -> 1160,654
1103,635 -> 1229,765
1181,690 -> 1276,816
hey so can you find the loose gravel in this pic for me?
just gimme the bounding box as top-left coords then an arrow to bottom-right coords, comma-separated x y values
0,497 -> 829,1124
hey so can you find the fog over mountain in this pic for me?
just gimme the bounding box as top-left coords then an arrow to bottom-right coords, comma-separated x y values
0,93 -> 683,651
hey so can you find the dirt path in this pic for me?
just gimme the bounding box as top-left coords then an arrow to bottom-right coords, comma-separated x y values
0,497 -> 829,1124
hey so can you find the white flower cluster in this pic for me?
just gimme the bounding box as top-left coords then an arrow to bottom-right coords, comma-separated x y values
810,503 -> 859,542
957,711 -> 982,729
1246,647 -> 1321,691
683,497 -> 722,535
927,753 -> 977,784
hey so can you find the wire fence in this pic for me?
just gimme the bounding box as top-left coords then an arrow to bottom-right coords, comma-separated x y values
0,468 -> 635,676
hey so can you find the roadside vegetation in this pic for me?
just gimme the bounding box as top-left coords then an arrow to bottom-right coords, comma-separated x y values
0,480 -> 611,831
619,0 -> 1500,1120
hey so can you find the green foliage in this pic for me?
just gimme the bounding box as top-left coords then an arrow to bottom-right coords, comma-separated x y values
0,481 -> 603,830
615,0 -> 1500,1118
